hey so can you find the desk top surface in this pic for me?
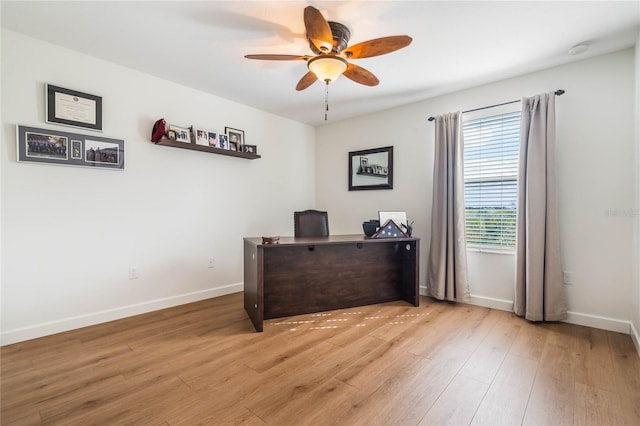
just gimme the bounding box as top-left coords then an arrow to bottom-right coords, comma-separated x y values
244,234 -> 419,247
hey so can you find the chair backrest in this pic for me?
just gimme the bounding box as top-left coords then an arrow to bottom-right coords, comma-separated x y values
294,210 -> 329,238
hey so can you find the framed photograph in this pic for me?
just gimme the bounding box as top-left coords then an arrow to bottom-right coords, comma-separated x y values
169,125 -> 190,143
71,140 -> 83,159
17,125 -> 124,170
45,84 -> 102,131
243,144 -> 257,154
167,129 -> 176,140
229,141 -> 239,151
207,131 -> 219,148
218,134 -> 229,150
225,127 -> 244,148
193,128 -> 211,146
349,146 -> 393,191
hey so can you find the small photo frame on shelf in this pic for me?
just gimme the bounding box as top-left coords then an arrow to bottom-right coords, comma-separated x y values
194,128 -> 213,146
218,134 -> 229,150
229,141 -> 239,152
207,131 -> 220,148
243,144 -> 257,154
225,127 -> 244,148
45,84 -> 103,131
169,125 -> 190,143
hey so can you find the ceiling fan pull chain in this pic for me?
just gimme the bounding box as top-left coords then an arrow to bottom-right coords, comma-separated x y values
324,80 -> 329,121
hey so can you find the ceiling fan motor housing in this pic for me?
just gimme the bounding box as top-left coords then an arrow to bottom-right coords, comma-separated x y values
308,21 -> 351,54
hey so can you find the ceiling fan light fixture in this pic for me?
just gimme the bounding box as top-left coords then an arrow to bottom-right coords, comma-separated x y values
308,56 -> 348,83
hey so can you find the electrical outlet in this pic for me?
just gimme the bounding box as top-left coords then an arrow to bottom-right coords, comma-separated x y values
208,257 -> 215,268
563,271 -> 574,285
129,267 -> 139,280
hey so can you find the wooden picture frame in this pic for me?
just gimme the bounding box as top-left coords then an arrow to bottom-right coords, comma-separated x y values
348,146 -> 393,191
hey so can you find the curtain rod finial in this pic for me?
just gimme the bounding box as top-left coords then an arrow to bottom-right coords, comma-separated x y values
555,89 -> 565,96
428,116 -> 435,122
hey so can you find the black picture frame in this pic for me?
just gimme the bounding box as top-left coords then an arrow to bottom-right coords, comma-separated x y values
243,144 -> 257,154
225,127 -> 245,148
348,146 -> 393,191
45,84 -> 103,131
16,125 -> 124,170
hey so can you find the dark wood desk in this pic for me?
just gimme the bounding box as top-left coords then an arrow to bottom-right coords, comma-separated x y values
243,234 -> 419,332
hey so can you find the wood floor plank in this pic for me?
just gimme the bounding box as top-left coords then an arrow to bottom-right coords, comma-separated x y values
470,354 -> 538,425
574,326 -> 618,392
338,344 -> 471,425
607,331 -> 640,425
574,382 -> 626,426
522,342 -> 576,425
457,310 -> 521,384
509,320 -> 548,360
266,378 -> 359,425
419,374 -> 489,426
2,291 -> 637,425
244,335 -> 386,421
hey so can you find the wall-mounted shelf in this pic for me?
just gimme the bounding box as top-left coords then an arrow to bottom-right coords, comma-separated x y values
154,137 -> 261,160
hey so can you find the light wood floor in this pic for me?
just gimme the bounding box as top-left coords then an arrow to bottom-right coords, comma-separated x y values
2,293 -> 639,425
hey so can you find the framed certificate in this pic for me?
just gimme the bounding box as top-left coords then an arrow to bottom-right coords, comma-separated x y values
46,84 -> 103,131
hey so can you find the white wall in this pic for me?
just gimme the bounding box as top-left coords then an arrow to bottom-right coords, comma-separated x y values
316,49 -> 636,332
1,30 -> 316,345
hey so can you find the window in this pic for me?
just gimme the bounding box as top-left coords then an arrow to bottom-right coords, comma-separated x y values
463,110 -> 520,250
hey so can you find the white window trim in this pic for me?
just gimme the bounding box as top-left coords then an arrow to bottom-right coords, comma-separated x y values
463,101 -> 521,252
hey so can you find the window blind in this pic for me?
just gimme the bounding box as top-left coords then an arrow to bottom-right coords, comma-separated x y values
463,111 -> 521,250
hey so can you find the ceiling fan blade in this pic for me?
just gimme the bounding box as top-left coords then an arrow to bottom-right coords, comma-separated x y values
245,54 -> 309,61
343,63 -> 379,86
296,71 -> 318,91
303,6 -> 333,53
342,35 -> 412,59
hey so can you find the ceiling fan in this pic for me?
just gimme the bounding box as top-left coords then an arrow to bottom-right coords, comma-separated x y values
244,6 -> 413,91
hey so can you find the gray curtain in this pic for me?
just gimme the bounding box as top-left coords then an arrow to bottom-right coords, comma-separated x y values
427,112 -> 470,302
514,92 -> 567,321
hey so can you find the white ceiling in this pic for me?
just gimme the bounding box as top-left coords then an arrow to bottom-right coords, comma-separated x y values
2,1 -> 639,126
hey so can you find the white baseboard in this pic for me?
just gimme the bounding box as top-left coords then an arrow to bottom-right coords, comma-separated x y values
628,321 -> 640,357
0,283 -> 243,346
469,294 -> 513,311
421,286 -> 634,337
564,311 -> 630,334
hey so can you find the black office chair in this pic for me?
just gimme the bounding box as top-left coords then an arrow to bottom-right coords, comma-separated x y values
294,210 -> 329,238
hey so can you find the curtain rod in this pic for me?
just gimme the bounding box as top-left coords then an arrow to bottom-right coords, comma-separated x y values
427,89 -> 565,122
